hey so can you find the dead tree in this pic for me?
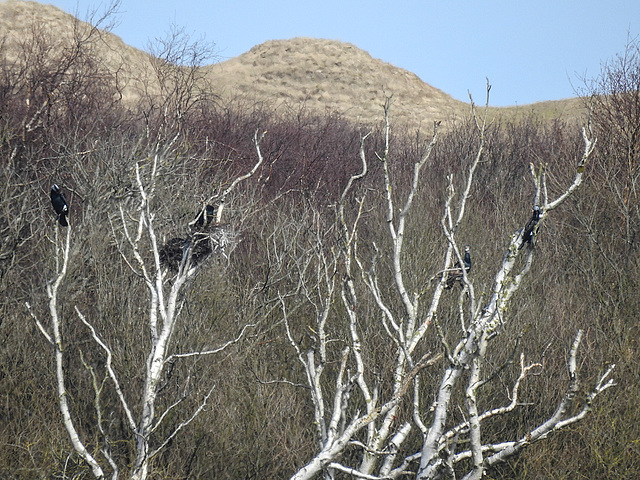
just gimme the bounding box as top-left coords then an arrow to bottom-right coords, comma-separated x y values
28,132 -> 264,480
417,115 -> 610,480
280,89 -> 614,480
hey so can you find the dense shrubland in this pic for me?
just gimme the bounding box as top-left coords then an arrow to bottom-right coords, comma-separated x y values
0,14 -> 638,480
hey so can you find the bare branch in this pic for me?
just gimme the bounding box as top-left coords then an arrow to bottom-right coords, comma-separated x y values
147,385 -> 216,460
75,306 -> 137,432
544,127 -> 597,212
164,323 -> 255,362
46,227 -> 105,479
25,301 -> 53,345
214,129 -> 266,223
326,463 -> 383,479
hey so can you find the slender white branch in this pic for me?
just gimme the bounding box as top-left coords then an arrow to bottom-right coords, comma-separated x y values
150,393 -> 188,435
164,323 -> 255,362
147,385 -> 216,460
413,376 -> 428,435
326,347 -> 351,447
340,131 -> 369,205
26,301 -> 53,345
545,127 -> 596,212
47,227 -> 105,479
75,306 -> 137,432
215,129 -> 266,223
326,463 -> 382,479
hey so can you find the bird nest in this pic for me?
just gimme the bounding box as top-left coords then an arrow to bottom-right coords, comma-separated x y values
160,224 -> 235,273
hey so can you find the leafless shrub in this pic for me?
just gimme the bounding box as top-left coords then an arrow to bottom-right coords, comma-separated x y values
581,37 -> 640,250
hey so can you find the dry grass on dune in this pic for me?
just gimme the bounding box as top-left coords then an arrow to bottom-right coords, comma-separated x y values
0,0 -> 158,105
204,37 -> 470,128
203,37 -> 588,127
498,97 -> 588,122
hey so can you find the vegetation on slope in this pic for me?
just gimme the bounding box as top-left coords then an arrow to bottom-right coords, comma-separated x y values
0,2 -> 637,479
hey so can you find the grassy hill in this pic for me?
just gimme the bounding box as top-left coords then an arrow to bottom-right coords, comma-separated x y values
203,37 -> 469,128
0,0 -> 586,128
204,37 -> 588,126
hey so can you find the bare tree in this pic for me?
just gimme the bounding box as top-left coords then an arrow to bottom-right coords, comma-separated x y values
27,133 -> 264,480
269,89 -> 615,480
1,1 -> 122,164
140,25 -> 217,143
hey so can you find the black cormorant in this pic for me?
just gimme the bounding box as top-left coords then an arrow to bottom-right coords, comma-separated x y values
50,184 -> 69,227
519,205 -> 542,249
445,245 -> 471,289
190,204 -> 215,229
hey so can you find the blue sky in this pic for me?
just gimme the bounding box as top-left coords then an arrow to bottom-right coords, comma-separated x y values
47,0 -> 640,106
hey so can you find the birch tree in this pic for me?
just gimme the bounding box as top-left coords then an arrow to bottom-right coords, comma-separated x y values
277,90 -> 615,480
28,133 -> 264,480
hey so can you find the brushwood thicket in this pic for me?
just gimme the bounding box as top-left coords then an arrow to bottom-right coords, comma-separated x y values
0,21 -> 639,480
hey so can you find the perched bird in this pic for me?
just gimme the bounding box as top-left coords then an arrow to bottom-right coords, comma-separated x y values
445,245 -> 471,289
189,204 -> 215,230
519,205 -> 542,249
50,184 -> 69,226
